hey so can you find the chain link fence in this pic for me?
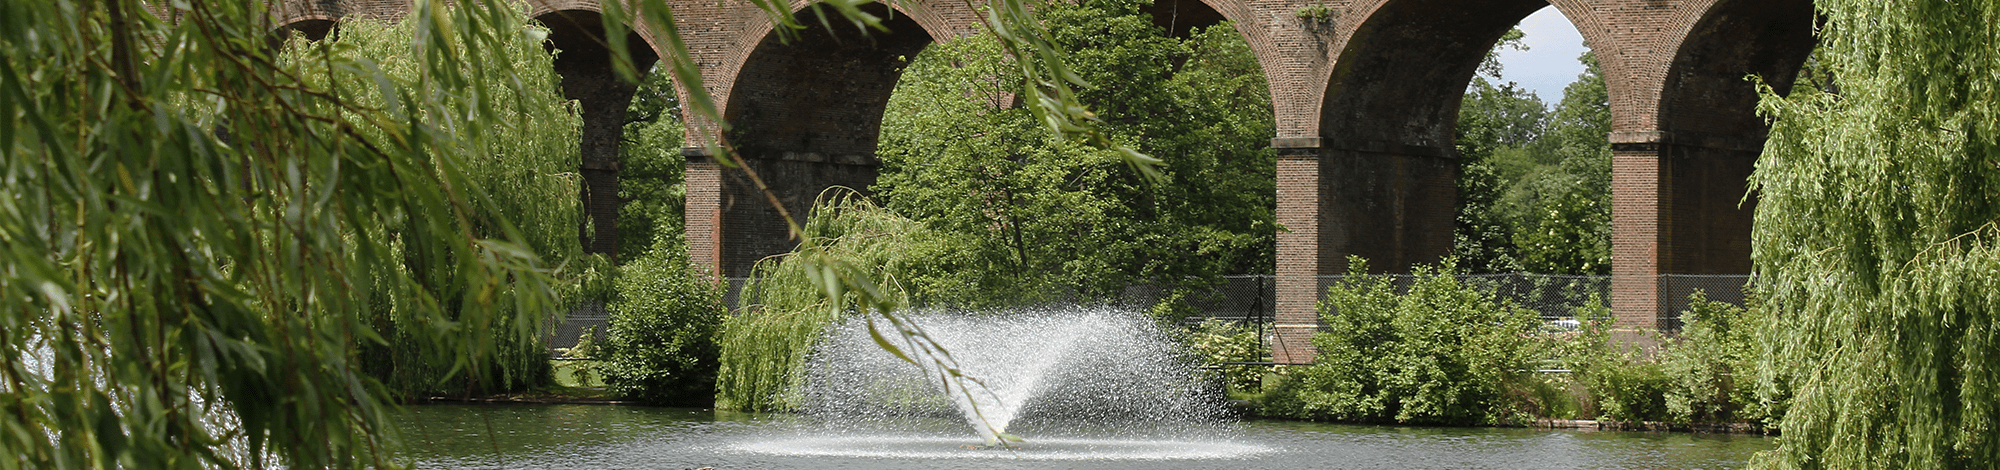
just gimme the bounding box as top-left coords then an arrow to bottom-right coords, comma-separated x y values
1656,274 -> 1751,331
549,302 -> 607,351
551,273 -> 1750,354
1115,273 -> 1750,360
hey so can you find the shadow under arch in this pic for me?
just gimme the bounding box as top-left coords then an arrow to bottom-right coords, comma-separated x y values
1607,0 -> 1813,327
535,9 -> 663,258
699,1 -> 935,277
276,18 -> 336,41
1295,0 -> 1552,276
1142,0 -> 1227,38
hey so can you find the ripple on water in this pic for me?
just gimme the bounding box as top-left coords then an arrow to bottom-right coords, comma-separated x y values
732,435 -> 1274,461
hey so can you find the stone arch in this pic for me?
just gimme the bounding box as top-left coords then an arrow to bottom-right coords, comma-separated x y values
703,0 -> 971,132
1268,0 -> 1610,362
689,1 -> 942,277
723,2 -> 933,164
1656,0 -> 1815,142
533,8 -> 663,257
1287,0 -> 1551,275
1607,0 -> 1814,327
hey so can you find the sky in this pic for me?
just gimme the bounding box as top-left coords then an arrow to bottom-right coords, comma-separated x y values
1492,6 -> 1590,105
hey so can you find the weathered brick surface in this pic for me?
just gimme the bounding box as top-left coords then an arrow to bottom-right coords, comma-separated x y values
1603,0 -> 1813,328
281,0 -> 1816,361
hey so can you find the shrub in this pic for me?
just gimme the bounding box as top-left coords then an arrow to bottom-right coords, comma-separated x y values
602,237 -> 728,406
1262,257 -> 1543,425
1584,354 -> 1670,423
1658,290 -> 1789,427
1185,318 -> 1266,396
1577,290 -> 1779,426
1660,291 -> 1751,424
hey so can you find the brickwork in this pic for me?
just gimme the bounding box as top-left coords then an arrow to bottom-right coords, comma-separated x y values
1605,0 -> 1813,327
541,10 -> 656,257
277,0 -> 1817,361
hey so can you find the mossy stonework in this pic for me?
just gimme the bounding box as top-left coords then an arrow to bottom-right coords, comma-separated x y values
274,0 -> 1816,362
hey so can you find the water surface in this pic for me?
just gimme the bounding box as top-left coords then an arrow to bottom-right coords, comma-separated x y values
396,404 -> 1772,469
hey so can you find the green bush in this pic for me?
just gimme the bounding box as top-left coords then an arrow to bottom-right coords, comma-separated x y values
1574,290 -> 1779,426
602,237 -> 728,406
1657,290 -> 1788,427
1661,291 -> 1751,424
1261,257 -> 1543,425
1584,354 -> 1670,423
1185,318 -> 1266,396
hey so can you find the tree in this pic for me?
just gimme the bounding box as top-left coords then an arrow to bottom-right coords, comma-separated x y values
1748,1 -> 2000,468
1454,44 -> 1544,273
1454,48 -> 1612,275
875,0 -> 1275,304
618,70 -> 688,264
295,14 -> 590,399
602,235 -> 726,406
1,2 -> 574,467
1,0 -> 1170,463
1508,52 -> 1612,275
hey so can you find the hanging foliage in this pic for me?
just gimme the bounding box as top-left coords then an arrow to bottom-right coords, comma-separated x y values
0,2 -> 573,467
281,12 -> 590,399
1749,1 -> 2000,468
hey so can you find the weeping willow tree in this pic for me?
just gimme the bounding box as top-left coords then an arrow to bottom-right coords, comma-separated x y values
1749,1 -> 2000,468
281,14 -> 589,399
0,1 -> 575,468
1,0 -> 1150,465
714,189 -> 958,411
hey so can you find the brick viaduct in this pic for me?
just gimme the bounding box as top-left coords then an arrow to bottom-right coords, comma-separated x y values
275,0 -> 1816,361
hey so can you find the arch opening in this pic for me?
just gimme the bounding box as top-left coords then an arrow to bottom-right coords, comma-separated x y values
1141,0 -> 1226,39
537,9 -> 662,258
268,18 -> 337,51
1606,0 -> 1814,328
1292,0 -> 1555,278
705,2 -> 936,276
1319,0 -> 1549,151
278,18 -> 336,42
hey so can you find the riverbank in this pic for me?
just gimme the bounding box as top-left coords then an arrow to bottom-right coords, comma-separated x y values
1227,400 -> 1770,435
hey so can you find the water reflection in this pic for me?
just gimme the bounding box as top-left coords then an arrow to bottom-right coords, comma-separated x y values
396,404 -> 1771,469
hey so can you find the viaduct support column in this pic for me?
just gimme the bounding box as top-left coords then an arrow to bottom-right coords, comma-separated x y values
1609,132 -> 1759,330
1272,137 -> 1456,363
564,70 -> 638,257
544,12 -> 653,259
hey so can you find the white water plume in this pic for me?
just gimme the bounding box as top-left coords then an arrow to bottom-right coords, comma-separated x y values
796,308 -> 1227,445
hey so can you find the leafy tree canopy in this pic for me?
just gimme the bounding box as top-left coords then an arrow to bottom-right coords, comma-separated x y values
876,0 -> 1276,305
1749,1 -> 2000,468
0,2 -> 581,467
1454,45 -> 1612,275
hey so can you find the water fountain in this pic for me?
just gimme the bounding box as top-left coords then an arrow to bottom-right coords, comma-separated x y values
390,307 -> 1779,468
734,307 -> 1272,460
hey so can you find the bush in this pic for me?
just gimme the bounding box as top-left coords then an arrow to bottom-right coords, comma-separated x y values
1659,290 -> 1783,426
602,237 -> 728,406
1576,290 -> 1779,426
1584,354 -> 1670,423
1185,318 -> 1266,396
1261,257 -> 1543,425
